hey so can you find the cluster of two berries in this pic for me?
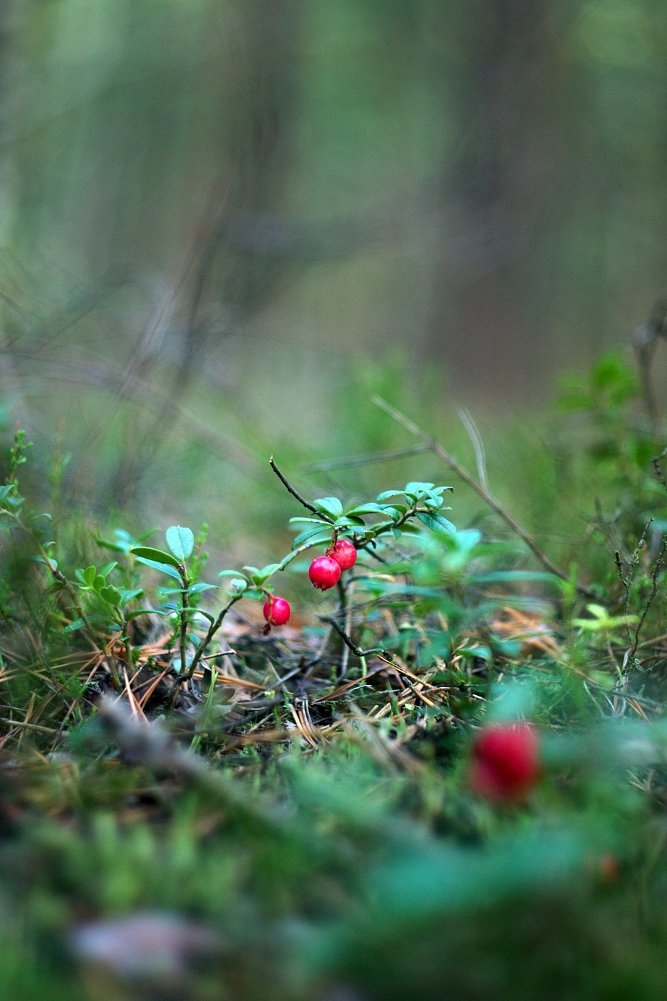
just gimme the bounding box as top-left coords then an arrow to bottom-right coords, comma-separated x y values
262,539 -> 357,627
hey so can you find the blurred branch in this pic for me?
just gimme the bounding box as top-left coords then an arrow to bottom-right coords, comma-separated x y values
304,445 -> 432,473
632,297 -> 667,437
372,395 -> 595,599
4,349 -> 258,472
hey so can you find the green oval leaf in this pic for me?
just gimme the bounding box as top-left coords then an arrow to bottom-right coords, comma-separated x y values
347,503 -> 390,516
188,582 -> 218,595
416,512 -> 456,534
118,588 -> 145,605
252,563 -> 281,585
64,617 -> 86,634
376,490 -> 408,503
291,525 -> 335,548
125,608 -> 167,622
131,546 -> 182,569
131,551 -> 183,582
405,481 -> 435,496
99,585 -> 122,606
165,525 -> 194,561
313,496 -> 344,519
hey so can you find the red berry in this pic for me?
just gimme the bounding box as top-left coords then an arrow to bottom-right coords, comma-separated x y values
262,596 -> 291,626
469,723 -> 540,803
308,555 -> 341,590
326,538 -> 357,571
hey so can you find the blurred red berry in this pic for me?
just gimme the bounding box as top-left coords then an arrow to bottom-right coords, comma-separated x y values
597,853 -> 619,884
262,596 -> 291,626
308,556 -> 341,590
469,722 -> 540,803
326,538 -> 357,571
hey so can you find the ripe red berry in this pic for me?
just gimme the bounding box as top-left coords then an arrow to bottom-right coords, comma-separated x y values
469,722 -> 540,803
262,596 -> 291,626
308,555 -> 341,590
326,538 -> 357,571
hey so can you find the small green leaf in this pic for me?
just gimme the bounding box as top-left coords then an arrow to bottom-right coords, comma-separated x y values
118,588 -> 144,605
416,512 -> 456,534
347,503 -> 389,516
131,546 -> 182,569
252,563 -> 281,585
98,561 -> 118,578
125,608 -> 167,622
288,517 -> 330,526
380,507 -> 403,522
219,569 -> 249,582
64,617 -> 86,633
423,496 -> 444,510
132,552 -> 183,582
188,582 -> 218,595
376,490 -> 408,503
405,481 -> 435,496
291,525 -> 334,548
313,496 -> 344,519
166,525 -> 194,561
458,644 -> 492,663
96,537 -> 129,554
99,585 -> 122,606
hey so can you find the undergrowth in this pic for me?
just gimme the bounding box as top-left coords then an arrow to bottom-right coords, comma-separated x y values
1,347 -> 667,1000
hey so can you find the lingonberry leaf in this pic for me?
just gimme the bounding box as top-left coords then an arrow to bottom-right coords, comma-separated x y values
131,549 -> 183,581
131,546 -> 182,569
99,585 -> 122,606
313,496 -> 344,519
165,525 -> 195,562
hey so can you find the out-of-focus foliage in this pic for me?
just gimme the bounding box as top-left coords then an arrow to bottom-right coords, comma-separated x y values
1,0 -> 666,448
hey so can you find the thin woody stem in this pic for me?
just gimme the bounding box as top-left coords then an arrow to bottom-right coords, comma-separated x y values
269,456 -> 333,521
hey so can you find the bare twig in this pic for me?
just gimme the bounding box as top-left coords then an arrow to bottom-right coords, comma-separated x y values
625,538 -> 667,666
458,407 -> 488,490
269,456 -> 333,520
652,447 -> 667,495
320,615 -> 386,658
304,444 -> 432,472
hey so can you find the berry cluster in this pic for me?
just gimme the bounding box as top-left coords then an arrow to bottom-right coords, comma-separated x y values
262,537 -> 358,628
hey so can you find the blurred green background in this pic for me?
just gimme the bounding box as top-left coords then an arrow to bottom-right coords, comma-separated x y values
0,0 -> 665,534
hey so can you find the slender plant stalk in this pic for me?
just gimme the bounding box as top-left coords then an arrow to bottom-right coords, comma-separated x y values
269,456 -> 333,521
180,593 -> 244,686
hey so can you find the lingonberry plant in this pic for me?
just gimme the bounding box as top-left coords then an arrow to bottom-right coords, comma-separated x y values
0,433 -> 458,706
4,342 -> 667,1001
